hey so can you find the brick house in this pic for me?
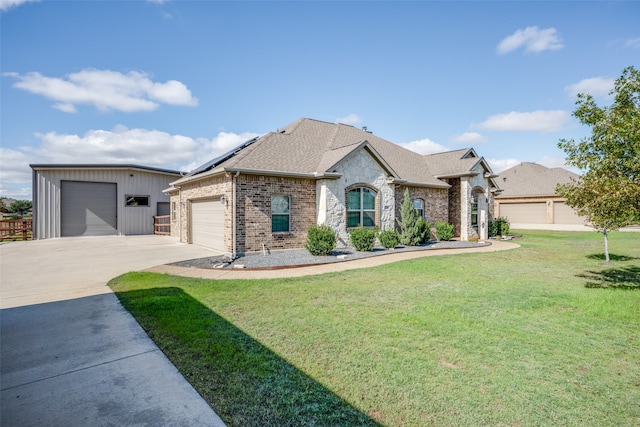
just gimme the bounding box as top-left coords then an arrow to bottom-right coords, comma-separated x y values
166,118 -> 501,256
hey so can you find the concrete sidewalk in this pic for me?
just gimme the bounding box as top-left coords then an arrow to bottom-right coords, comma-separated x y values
1,236 -> 226,427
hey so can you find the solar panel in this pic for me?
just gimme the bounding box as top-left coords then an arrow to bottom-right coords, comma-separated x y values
187,136 -> 259,176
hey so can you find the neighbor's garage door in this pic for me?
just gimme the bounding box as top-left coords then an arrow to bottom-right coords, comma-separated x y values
500,203 -> 547,224
190,198 -> 224,252
61,181 -> 117,237
554,202 -> 585,225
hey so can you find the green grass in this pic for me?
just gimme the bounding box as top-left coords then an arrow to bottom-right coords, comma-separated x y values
109,230 -> 640,426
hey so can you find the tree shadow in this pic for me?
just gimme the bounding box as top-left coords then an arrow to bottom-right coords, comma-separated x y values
586,253 -> 639,262
579,266 -> 640,290
114,287 -> 381,427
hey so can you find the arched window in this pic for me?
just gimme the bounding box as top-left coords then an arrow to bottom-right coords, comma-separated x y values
413,199 -> 424,219
347,187 -> 376,227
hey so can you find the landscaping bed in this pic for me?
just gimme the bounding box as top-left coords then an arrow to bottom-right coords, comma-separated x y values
169,240 -> 490,269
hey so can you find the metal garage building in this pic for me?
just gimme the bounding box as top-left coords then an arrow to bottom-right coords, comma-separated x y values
494,162 -> 586,227
31,164 -> 181,239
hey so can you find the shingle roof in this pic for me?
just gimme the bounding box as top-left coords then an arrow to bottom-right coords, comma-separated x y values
174,118 -> 493,188
496,162 -> 580,198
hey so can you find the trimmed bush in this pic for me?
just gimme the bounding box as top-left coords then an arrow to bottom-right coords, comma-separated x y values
349,227 -> 377,252
488,217 -> 510,237
305,224 -> 337,256
435,221 -> 455,241
379,228 -> 400,249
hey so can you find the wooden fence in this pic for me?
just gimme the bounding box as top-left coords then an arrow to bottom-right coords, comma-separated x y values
0,218 -> 32,241
153,215 -> 171,235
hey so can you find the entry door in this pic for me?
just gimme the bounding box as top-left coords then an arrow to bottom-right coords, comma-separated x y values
61,181 -> 117,236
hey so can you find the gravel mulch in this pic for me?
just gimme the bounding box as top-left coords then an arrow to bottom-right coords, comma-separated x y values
169,240 -> 492,270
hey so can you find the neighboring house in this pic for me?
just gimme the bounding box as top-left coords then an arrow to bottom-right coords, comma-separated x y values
31,164 -> 181,239
166,118 -> 501,256
494,162 -> 586,227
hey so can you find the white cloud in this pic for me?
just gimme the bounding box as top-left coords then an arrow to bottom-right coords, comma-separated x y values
0,0 -> 38,12
474,110 -> 570,133
336,114 -> 362,126
1,127 -> 260,199
450,132 -> 487,144
487,158 -> 521,173
6,69 -> 198,113
497,26 -> 564,54
626,37 -> 640,49
398,137 -> 448,155
537,156 -> 568,169
565,77 -> 614,98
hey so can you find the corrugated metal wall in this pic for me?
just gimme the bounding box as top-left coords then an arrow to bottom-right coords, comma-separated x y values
33,168 -> 177,239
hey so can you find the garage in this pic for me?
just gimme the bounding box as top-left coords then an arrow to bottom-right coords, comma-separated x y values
61,181 -> 117,236
554,202 -> 585,225
500,202 -> 547,224
190,198 -> 225,251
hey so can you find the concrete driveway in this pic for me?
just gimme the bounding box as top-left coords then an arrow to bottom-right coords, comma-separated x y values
1,236 -> 226,426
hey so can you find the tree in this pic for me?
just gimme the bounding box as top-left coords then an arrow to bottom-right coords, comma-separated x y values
397,189 -> 429,246
557,66 -> 640,262
8,200 -> 32,216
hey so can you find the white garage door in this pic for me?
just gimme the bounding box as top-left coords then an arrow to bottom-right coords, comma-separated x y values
190,198 -> 225,252
61,181 -> 118,236
554,202 -> 586,225
500,203 -> 547,224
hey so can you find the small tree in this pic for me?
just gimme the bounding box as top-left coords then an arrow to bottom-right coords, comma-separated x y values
557,66 -> 640,263
8,200 -> 32,216
397,189 -> 430,246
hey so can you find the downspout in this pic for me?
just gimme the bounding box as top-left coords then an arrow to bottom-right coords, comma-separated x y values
178,186 -> 183,242
232,171 -> 240,258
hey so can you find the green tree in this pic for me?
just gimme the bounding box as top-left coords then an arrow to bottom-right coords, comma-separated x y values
397,189 -> 429,246
8,200 -> 32,215
557,66 -> 640,262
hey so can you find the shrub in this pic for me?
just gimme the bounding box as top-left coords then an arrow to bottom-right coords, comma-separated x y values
349,227 -> 377,252
379,228 -> 400,249
435,221 -> 455,241
397,189 -> 431,246
305,224 -> 337,256
488,217 -> 510,237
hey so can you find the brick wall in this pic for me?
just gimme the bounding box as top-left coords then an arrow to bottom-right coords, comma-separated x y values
236,175 -> 316,253
445,178 -> 461,236
394,186 -> 449,228
169,174 -> 232,252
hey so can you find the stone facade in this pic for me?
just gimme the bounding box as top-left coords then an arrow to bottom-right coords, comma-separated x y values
445,178 -> 462,236
319,148 -> 395,245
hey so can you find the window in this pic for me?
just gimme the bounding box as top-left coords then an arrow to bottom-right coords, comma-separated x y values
271,195 -> 290,232
172,202 -> 177,220
413,199 -> 424,219
471,195 -> 478,227
347,187 -> 376,227
125,195 -> 149,207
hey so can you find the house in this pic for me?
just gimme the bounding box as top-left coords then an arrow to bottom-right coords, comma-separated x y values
166,118 -> 501,256
31,164 -> 181,239
494,162 -> 586,227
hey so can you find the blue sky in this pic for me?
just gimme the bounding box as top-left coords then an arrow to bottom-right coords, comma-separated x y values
1,0 -> 638,199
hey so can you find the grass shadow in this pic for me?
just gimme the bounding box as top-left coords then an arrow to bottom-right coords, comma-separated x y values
579,266 -> 640,290
114,287 -> 380,427
586,253 -> 639,262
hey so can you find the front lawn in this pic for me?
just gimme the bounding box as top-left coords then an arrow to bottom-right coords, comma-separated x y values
109,230 -> 640,426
